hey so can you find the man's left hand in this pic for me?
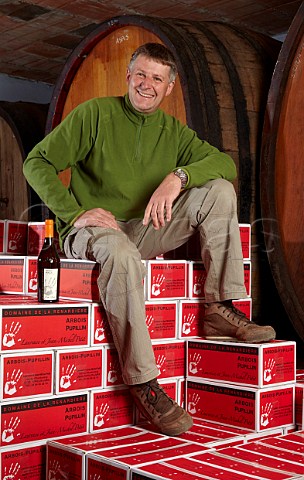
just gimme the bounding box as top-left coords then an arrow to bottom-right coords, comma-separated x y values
143,172 -> 182,229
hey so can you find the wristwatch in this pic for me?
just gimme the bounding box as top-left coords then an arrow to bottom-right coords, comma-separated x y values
174,168 -> 188,189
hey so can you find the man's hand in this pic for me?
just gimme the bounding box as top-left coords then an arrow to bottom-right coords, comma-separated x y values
143,172 -> 182,229
74,208 -> 121,230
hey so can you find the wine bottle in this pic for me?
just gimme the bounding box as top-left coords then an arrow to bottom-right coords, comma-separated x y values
37,219 -> 60,303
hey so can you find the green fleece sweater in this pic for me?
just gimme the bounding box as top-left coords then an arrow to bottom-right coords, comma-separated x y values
23,94 -> 237,246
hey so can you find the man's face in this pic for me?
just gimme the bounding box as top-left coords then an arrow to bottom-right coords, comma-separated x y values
126,54 -> 175,114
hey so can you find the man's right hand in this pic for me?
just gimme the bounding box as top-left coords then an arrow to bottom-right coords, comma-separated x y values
73,208 -> 121,230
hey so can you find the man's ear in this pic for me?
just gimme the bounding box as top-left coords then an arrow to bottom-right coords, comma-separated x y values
126,68 -> 131,83
165,80 -> 175,97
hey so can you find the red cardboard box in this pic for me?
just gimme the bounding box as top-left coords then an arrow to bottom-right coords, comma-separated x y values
145,301 -> 178,340
186,379 -> 294,431
152,341 -> 185,380
1,441 -> 46,480
188,261 -> 251,299
0,393 -> 88,446
0,302 -> 90,351
87,437 -> 209,480
167,452 -> 296,480
0,221 -> 4,254
1,350 -> 54,400
25,256 -> 38,295
177,422 -> 245,449
0,256 -> 26,294
60,259 -> 100,302
55,347 -> 103,394
47,426 -> 163,480
104,346 -> 124,387
239,223 -> 251,261
187,339 -> 296,387
240,438 -> 304,466
146,260 -> 188,300
90,303 -> 113,345
219,443 -> 304,476
90,387 -> 134,432
295,382 -> 304,427
178,300 -> 205,338
132,463 -> 208,480
27,221 -> 62,256
3,220 -> 28,255
26,257 -> 101,301
233,298 -> 252,320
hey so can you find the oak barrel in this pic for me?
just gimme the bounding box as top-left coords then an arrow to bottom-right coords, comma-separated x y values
46,15 -> 280,319
260,3 -> 304,341
0,101 -> 48,221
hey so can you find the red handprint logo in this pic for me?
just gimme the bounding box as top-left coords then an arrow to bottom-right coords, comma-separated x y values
60,364 -> 77,389
260,403 -> 273,427
2,416 -> 21,443
151,274 -> 165,296
94,403 -> 110,428
4,369 -> 23,396
3,462 -> 20,480
182,313 -> 196,336
3,322 -> 22,348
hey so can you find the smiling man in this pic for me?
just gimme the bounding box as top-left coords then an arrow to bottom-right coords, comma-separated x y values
23,43 -> 276,437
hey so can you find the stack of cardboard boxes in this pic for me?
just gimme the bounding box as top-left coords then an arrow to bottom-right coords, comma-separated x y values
0,219 -> 303,479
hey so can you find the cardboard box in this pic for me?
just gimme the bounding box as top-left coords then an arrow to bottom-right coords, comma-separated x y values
178,300 -> 205,338
240,437 -> 304,466
0,256 -> 26,294
233,298 -> 252,320
87,437 -> 209,480
89,387 -> 134,432
3,220 -> 28,255
187,339 -> 296,387
27,221 -> 62,256
55,347 -> 103,394
0,220 -> 4,254
1,441 -> 46,480
26,257 -> 101,301
60,259 -> 100,302
46,426 -> 163,480
188,261 -> 251,299
152,341 -> 185,380
218,443 -> 304,477
186,379 -> 294,431
90,303 -> 113,345
132,464 -> 207,480
166,452 -> 298,480
0,302 -> 90,351
239,223 -> 251,261
146,260 -> 188,300
177,421 -> 245,448
145,301 -> 178,340
104,346 -> 124,387
295,382 -> 304,427
0,393 -> 88,446
1,350 -> 54,400
25,256 -> 38,295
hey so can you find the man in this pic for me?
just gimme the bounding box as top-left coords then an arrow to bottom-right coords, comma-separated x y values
23,43 -> 276,436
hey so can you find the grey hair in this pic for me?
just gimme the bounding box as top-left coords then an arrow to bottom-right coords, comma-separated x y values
128,43 -> 178,82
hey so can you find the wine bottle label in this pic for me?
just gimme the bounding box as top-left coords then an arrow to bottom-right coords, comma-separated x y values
43,268 -> 59,301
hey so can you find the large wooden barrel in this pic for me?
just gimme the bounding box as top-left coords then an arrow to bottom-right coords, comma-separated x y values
260,3 -> 304,341
46,15 -> 280,319
0,101 -> 49,221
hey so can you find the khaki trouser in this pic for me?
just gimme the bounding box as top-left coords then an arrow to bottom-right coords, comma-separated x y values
64,179 -> 247,385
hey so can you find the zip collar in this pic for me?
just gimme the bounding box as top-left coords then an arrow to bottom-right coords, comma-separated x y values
122,94 -> 162,126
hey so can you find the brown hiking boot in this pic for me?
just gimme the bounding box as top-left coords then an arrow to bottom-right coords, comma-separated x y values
203,301 -> 276,343
129,378 -> 193,436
